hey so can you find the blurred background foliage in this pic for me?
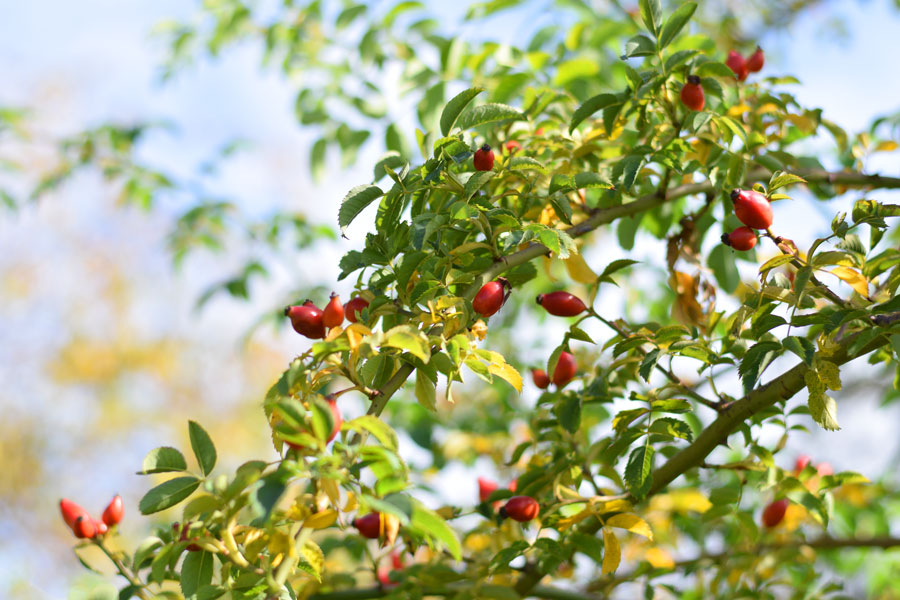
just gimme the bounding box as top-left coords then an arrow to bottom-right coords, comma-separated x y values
1,0 -> 900,598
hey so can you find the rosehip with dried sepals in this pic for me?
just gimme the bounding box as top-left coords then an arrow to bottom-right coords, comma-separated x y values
472,278 -> 510,317
353,512 -> 382,539
60,498 -> 89,531
726,50 -> 748,81
762,498 -> 788,528
531,368 -> 550,389
552,351 -> 577,388
680,75 -> 705,111
536,291 -> 587,317
473,144 -> 494,171
794,455 -> 811,473
73,515 -> 97,539
478,477 -> 498,503
721,226 -> 757,251
746,46 -> 764,73
285,301 -> 326,339
731,188 -> 773,230
501,496 -> 540,522
323,293 -> 344,328
102,494 -> 124,527
344,296 -> 369,323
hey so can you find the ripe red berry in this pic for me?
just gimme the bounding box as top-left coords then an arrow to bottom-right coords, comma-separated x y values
326,395 -> 343,443
552,351 -> 577,388
680,75 -> 705,111
473,144 -> 495,171
478,477 -> 498,503
794,455 -> 811,473
323,293 -> 344,328
508,479 -> 517,492
344,296 -> 370,323
817,462 -> 834,476
746,46 -> 764,73
721,226 -> 757,251
93,518 -> 108,536
535,291 -> 587,317
762,498 -> 788,528
531,368 -> 550,389
504,140 -> 521,153
501,496 -> 540,522
102,494 -> 124,527
730,189 -> 773,230
73,515 -> 97,539
60,498 -> 89,531
391,551 -> 404,570
726,50 -> 748,81
285,301 -> 326,339
353,512 -> 382,539
472,279 -> 509,317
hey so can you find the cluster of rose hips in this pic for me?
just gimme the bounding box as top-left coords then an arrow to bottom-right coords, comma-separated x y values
679,46 -> 764,112
59,495 -> 123,539
721,188 -> 774,252
761,455 -> 834,528
285,294 -> 369,339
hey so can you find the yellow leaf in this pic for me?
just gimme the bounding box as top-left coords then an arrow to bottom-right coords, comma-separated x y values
345,323 -> 372,352
556,507 -> 592,531
343,491 -> 358,513
605,513 -> 653,540
816,360 -> 842,391
591,498 -> 633,514
300,539 -> 325,580
268,530 -> 293,558
304,509 -> 338,530
320,478 -> 341,508
645,547 -> 675,569
563,252 -> 598,285
382,513 -> 400,545
874,140 -> 898,153
487,360 -> 523,393
829,266 -> 869,297
653,489 -> 712,514
727,104 -> 750,117
601,527 -> 621,575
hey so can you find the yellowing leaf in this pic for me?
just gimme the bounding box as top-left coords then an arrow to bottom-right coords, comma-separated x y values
556,507 -> 592,531
606,513 -> 653,540
320,478 -> 341,508
343,491 -> 358,513
651,489 -> 712,514
591,498 -> 633,514
601,527 -> 621,575
727,104 -> 750,117
487,360 -> 523,393
563,252 -> 598,284
345,323 -> 372,352
874,140 -> 898,153
303,509 -> 338,530
645,547 -> 675,569
816,359 -> 842,391
829,266 -> 869,297
300,539 -> 325,580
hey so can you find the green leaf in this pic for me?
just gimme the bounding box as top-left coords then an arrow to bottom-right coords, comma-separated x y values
696,61 -> 737,79
465,170 -> 495,200
455,103 -> 524,131
548,193 -> 573,225
768,171 -> 807,192
658,2 -> 696,49
139,447 -> 187,475
574,172 -> 613,189
569,93 -> 618,133
415,369 -> 437,411
625,445 -> 654,500
345,415 -> 399,451
338,184 -> 384,235
508,156 -> 548,173
714,115 -> 749,146
638,349 -> 660,382
622,34 -> 656,59
440,87 -> 485,135
139,476 -> 201,514
180,550 -> 214,598
649,417 -> 693,441
411,502 -> 461,560
639,0 -> 662,34
489,541 -> 530,572
131,536 -> 162,571
739,341 -> 781,392
383,325 -> 431,362
188,421 -> 217,476
783,336 -> 816,365
708,244 -> 740,293
554,394 -> 582,433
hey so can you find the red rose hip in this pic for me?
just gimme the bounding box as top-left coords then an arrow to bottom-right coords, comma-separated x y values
536,291 -> 587,317
102,494 -> 124,527
531,369 -> 550,389
478,477 -> 498,503
472,278 -> 509,317
501,496 -> 540,522
726,50 -> 748,81
680,75 -> 705,111
353,512 -> 382,539
552,351 -> 577,388
323,293 -> 344,328
731,189 -> 773,230
326,394 -> 343,443
721,226 -> 757,251
344,296 -> 369,323
762,498 -> 788,528
794,455 -> 811,473
285,301 -> 326,339
60,498 -> 89,530
73,515 -> 97,539
746,46 -> 764,73
473,144 -> 495,171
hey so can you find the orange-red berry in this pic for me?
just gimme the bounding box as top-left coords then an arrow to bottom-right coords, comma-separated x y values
323,293 -> 344,328
552,352 -> 577,388
353,512 -> 382,539
746,46 -> 764,73
731,189 -> 773,230
726,50 -> 748,81
345,297 -> 369,323
102,494 -> 124,527
680,75 -> 705,111
531,369 -> 550,389
473,144 -> 495,171
536,291 -> 587,317
501,496 -> 540,522
762,498 -> 788,528
721,226 -> 757,251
